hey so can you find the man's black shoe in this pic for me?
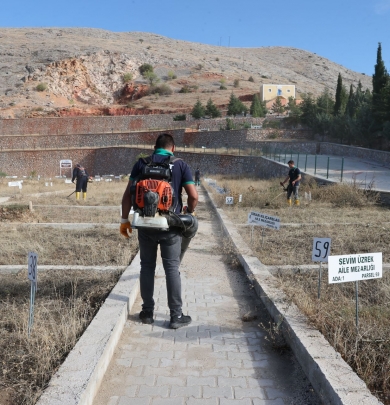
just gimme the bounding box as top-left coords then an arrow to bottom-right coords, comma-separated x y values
139,310 -> 154,324
169,313 -> 192,329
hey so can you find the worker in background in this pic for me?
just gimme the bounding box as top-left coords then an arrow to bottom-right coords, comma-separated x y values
194,167 -> 201,186
72,163 -> 89,200
281,160 -> 302,206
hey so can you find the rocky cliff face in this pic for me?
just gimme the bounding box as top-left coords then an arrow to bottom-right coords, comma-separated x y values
0,28 -> 373,118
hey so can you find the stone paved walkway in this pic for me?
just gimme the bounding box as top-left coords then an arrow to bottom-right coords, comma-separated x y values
93,190 -> 320,405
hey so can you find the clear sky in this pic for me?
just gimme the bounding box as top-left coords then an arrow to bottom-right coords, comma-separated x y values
1,0 -> 389,76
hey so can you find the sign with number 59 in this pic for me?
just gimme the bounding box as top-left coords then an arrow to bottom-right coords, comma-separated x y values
312,238 -> 331,263
28,252 -> 38,284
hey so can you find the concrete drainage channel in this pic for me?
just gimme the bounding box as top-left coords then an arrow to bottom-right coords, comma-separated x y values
35,188 -> 382,405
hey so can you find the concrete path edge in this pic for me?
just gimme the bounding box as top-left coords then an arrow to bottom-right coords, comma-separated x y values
206,189 -> 383,405
36,252 -> 141,405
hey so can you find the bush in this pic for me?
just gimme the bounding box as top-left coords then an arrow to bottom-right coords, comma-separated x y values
36,83 -> 47,92
215,57 -> 219,61
233,79 -> 240,88
219,85 -> 227,90
123,73 -> 133,83
173,114 -> 186,121
139,63 -> 153,76
179,85 -> 198,93
150,84 -> 172,96
248,76 -> 255,82
167,71 -> 177,80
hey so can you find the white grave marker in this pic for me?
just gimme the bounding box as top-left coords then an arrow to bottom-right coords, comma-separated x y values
328,252 -> 382,284
226,196 -> 234,205
248,211 -> 280,230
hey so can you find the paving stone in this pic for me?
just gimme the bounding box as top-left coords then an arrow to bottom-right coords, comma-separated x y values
187,376 -> 216,387
242,359 -> 269,368
201,368 -> 230,377
118,397 -> 150,405
151,399 -> 185,405
147,351 -> 174,359
217,377 -> 247,388
212,344 -> 239,353
156,376 -> 186,386
234,387 -> 267,400
220,399 -> 252,405
247,377 -> 275,388
126,375 -> 155,386
138,385 -> 169,397
107,397 -> 119,405
132,358 -> 160,367
187,398 -> 217,405
170,385 -> 201,398
124,386 -> 138,397
202,386 -> 233,399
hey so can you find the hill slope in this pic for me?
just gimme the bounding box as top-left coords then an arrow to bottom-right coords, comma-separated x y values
0,28 -> 372,118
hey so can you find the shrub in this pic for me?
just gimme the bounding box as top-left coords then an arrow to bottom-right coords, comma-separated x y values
233,79 -> 240,88
123,73 -> 133,83
173,114 -> 186,121
261,75 -> 268,79
167,71 -> 177,80
0,170 -> 7,177
139,63 -> 153,76
36,83 -> 47,92
248,76 -> 255,82
219,85 -> 227,90
179,85 -> 198,93
216,57 -> 219,61
150,84 -> 172,96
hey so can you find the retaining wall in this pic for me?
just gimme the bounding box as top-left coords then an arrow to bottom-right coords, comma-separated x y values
0,116 -> 265,136
319,142 -> 390,167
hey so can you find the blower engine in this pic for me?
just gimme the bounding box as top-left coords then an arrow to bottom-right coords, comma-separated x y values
131,177 -> 198,238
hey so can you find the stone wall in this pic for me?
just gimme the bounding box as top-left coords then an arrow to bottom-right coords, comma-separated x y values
319,142 -> 390,166
0,115 -> 265,136
0,129 -> 314,151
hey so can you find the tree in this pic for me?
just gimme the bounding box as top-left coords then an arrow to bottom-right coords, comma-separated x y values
227,93 -> 247,116
205,98 -> 221,118
250,94 -> 265,117
372,43 -> 388,108
271,97 -> 285,115
122,73 -> 133,83
300,93 -> 318,127
191,99 -> 205,119
316,88 -> 334,116
334,74 -> 343,115
144,71 -> 160,86
139,63 -> 154,76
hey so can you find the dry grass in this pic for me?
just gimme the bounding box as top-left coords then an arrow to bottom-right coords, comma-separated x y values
0,270 -> 122,405
0,179 -> 138,405
205,175 -> 390,404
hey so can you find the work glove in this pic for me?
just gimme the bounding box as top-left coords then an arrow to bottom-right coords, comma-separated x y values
183,206 -> 195,216
120,218 -> 132,238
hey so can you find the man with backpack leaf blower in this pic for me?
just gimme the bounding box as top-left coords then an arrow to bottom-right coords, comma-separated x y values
120,134 -> 198,329
280,160 -> 302,206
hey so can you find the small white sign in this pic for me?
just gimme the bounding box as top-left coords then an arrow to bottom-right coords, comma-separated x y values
60,159 -> 72,168
239,194 -> 242,203
28,252 -> 38,284
312,238 -> 331,262
8,181 -> 22,189
226,196 -> 234,205
248,211 -> 280,230
328,252 -> 382,284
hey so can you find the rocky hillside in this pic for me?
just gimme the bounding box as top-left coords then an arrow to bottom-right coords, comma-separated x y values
0,28 -> 372,118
